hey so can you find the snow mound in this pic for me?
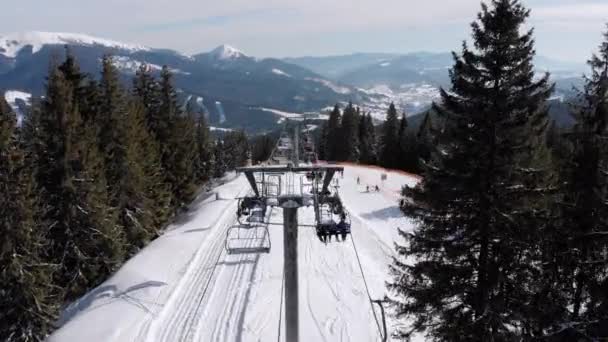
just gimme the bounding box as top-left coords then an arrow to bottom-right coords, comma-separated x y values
111,56 -> 190,75
0,31 -> 149,58
271,68 -> 291,77
209,44 -> 246,60
4,90 -> 32,125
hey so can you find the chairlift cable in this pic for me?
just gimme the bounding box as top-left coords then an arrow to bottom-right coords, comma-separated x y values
350,227 -> 384,338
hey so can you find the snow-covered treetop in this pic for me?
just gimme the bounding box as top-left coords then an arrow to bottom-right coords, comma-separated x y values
209,44 -> 247,60
0,31 -> 150,58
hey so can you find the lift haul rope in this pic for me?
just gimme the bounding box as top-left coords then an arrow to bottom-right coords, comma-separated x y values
350,228 -> 384,339
276,269 -> 285,342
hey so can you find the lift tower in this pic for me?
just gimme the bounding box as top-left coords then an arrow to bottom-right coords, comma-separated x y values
236,164 -> 343,342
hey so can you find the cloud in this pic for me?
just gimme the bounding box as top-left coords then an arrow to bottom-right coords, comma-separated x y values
0,0 -> 604,61
134,8 -> 299,32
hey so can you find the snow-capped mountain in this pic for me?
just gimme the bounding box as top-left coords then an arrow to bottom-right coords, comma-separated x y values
0,31 -> 150,58
0,31 -> 370,132
208,44 -> 247,60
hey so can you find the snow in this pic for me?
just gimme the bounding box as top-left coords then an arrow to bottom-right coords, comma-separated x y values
305,78 -> 352,95
215,101 -> 227,124
0,31 -> 149,58
256,107 -> 305,121
4,90 -> 31,125
48,165 -> 422,342
303,124 -> 318,132
379,62 -> 391,67
111,56 -> 190,75
271,68 -> 292,78
359,83 -> 441,121
209,126 -> 233,132
209,44 -> 246,60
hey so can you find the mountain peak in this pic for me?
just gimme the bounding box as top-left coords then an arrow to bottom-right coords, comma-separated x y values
209,44 -> 246,60
0,31 -> 149,58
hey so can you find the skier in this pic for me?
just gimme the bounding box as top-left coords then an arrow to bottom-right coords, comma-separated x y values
375,185 -> 380,192
366,185 -> 370,192
356,176 -> 360,185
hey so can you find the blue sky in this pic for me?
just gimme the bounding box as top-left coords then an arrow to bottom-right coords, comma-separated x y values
1,0 -> 606,62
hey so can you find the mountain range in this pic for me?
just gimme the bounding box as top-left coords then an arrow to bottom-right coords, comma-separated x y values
0,31 -> 586,132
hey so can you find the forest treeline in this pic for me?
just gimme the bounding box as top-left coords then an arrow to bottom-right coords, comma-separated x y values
317,101 -> 431,174
0,53 -> 249,340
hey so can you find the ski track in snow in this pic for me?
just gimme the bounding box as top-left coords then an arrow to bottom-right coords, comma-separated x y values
144,186 -> 251,342
50,165 -> 422,342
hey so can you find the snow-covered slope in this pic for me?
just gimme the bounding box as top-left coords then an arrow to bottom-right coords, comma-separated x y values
48,165 -> 421,342
4,90 -> 31,125
0,31 -> 149,58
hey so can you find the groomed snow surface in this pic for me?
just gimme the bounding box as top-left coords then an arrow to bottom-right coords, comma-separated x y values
49,165 -> 421,342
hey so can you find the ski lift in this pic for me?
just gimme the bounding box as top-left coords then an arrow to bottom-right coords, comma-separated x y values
225,223 -> 271,254
314,188 -> 351,243
227,197 -> 271,254
316,204 -> 351,243
237,197 -> 267,225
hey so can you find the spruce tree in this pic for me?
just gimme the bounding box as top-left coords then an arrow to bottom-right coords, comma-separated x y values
213,140 -> 227,178
380,103 -> 400,168
35,59 -> 125,301
389,1 -> 553,339
0,98 -> 56,341
97,56 -> 170,251
326,104 -> 342,161
358,113 -> 377,165
195,113 -> 213,182
340,102 -> 360,161
318,122 -> 329,161
555,26 -> 608,338
155,66 -> 198,208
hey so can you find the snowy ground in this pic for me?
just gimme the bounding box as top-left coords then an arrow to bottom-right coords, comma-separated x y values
49,165 -> 420,342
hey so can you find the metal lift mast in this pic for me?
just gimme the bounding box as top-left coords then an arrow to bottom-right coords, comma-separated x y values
237,165 -> 343,342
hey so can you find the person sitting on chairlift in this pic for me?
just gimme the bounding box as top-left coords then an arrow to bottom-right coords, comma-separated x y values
337,213 -> 347,231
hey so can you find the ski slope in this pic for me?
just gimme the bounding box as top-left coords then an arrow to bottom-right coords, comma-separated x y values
49,165 -> 420,342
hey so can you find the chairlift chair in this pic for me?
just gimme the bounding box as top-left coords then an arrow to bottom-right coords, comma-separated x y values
227,197 -> 271,254
315,201 -> 351,243
225,224 -> 271,254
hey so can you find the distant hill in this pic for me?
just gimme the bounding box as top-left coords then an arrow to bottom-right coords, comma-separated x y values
0,32 -> 371,132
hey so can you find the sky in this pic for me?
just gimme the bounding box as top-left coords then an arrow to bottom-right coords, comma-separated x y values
1,0 -> 606,62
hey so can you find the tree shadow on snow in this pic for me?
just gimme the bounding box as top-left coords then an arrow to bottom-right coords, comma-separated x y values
360,206 -> 404,221
58,280 -> 168,325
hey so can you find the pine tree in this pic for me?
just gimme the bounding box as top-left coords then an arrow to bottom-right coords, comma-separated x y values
251,134 -> 275,164
0,98 -> 57,341
397,112 -> 419,172
156,66 -> 198,208
416,111 -> 433,164
213,140 -> 227,178
34,58 -> 125,301
223,130 -> 250,169
340,102 -> 360,161
318,122 -> 329,161
389,1 -> 554,339
326,104 -> 342,161
133,64 -> 163,140
380,103 -> 400,168
358,113 -> 377,164
555,26 -> 608,338
98,57 -> 172,251
195,113 -> 213,182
